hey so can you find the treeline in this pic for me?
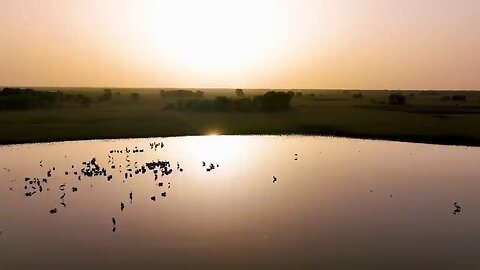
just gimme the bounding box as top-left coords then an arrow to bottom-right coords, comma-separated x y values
0,88 -> 92,110
160,90 -> 204,98
172,91 -> 292,112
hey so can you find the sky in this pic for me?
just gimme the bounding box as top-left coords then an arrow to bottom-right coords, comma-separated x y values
0,0 -> 479,90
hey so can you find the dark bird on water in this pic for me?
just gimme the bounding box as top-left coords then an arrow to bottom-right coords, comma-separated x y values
129,191 -> 133,203
72,187 -> 78,192
112,217 -> 116,226
151,196 -> 156,201
273,176 -> 277,183
50,208 -> 58,214
120,202 -> 125,211
453,202 -> 462,215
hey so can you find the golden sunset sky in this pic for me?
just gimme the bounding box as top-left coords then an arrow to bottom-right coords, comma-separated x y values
0,0 -> 479,89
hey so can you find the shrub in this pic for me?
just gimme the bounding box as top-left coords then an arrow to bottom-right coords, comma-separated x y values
352,93 -> 363,99
388,93 -> 406,105
261,91 -> 292,112
440,96 -> 451,101
235,89 -> 245,97
130,92 -> 140,101
213,96 -> 232,111
452,95 -> 467,102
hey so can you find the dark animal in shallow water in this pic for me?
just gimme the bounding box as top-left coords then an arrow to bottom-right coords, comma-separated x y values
120,202 -> 125,211
129,191 -> 133,203
112,217 -> 116,226
50,208 -> 58,214
273,176 -> 277,183
72,187 -> 78,192
151,196 -> 156,201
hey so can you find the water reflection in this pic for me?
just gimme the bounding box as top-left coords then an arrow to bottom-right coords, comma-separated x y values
1,136 -> 480,269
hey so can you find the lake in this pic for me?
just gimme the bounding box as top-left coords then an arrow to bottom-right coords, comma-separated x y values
1,135 -> 480,269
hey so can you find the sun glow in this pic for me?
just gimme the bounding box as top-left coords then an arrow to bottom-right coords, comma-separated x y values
141,0 -> 282,78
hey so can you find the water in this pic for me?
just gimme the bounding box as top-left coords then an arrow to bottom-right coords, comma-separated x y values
1,135 -> 480,269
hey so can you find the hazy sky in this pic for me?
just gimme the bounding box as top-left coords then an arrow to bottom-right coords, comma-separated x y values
0,0 -> 479,89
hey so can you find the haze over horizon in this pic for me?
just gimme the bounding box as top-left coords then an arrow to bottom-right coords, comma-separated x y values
1,0 -> 479,90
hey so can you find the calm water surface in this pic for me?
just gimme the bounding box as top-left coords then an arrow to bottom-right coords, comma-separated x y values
1,135 -> 480,269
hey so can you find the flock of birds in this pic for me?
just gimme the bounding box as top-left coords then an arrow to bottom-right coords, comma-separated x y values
1,142 -> 465,235
2,140 -> 289,233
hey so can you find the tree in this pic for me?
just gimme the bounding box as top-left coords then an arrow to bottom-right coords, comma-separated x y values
235,89 -> 245,97
99,89 -> 112,101
130,92 -> 140,101
452,95 -> 467,102
388,93 -> 406,105
352,93 -> 363,99
213,96 -> 232,111
261,91 -> 292,112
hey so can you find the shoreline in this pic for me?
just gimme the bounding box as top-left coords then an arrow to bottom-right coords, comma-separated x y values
1,130 -> 479,147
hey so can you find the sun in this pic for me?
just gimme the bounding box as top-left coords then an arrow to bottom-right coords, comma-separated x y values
142,0 -> 281,77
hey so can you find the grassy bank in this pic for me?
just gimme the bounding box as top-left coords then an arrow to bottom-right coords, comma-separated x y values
1,88 -> 480,146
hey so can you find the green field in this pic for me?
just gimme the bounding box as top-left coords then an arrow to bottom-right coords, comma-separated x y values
1,88 -> 480,146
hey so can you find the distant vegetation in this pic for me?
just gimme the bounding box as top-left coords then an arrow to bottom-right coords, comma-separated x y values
160,90 -> 204,99
130,92 -> 140,101
2,87 -> 480,146
180,91 -> 292,112
0,87 -> 92,110
235,89 -> 245,97
388,93 -> 406,105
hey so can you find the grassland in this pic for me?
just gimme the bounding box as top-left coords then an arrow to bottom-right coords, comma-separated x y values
1,88 -> 480,146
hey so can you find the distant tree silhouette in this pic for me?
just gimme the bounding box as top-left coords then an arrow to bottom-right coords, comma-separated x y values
261,91 -> 292,111
235,89 -> 245,97
160,90 -> 204,98
98,89 -> 113,101
130,92 -> 140,101
388,93 -> 406,105
452,95 -> 467,102
352,93 -> 363,99
440,96 -> 451,101
213,96 -> 232,111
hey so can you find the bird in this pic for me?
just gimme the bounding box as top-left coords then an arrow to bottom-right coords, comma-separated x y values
273,176 -> 277,183
151,196 -> 156,201
453,202 -> 462,215
120,202 -> 125,211
112,217 -> 116,226
129,191 -> 133,203
50,208 -> 58,214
